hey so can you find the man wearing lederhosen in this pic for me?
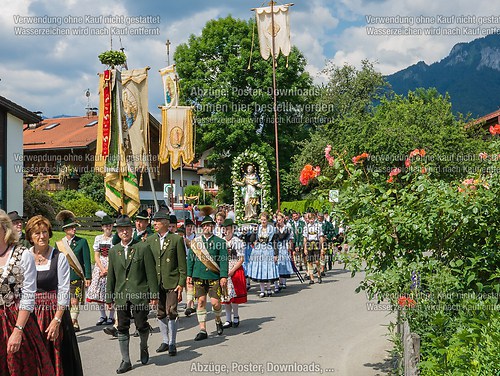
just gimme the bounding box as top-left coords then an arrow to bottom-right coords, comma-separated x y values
187,216 -> 228,341
146,208 -> 186,356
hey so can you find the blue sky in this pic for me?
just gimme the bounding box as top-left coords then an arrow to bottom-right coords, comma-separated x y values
0,0 -> 498,118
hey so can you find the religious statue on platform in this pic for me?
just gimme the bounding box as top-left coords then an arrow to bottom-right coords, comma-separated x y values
234,164 -> 262,221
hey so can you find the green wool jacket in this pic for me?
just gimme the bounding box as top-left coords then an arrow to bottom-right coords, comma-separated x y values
320,220 -> 338,242
187,235 -> 228,281
56,235 -> 92,281
290,219 -> 306,246
146,232 -> 187,290
106,239 -> 159,308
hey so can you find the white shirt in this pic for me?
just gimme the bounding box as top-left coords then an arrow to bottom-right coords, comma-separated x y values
32,247 -> 71,307
303,222 -> 323,241
121,239 -> 134,258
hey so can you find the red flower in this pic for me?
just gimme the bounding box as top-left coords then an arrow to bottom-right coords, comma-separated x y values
489,124 -> 500,136
389,167 -> 401,177
352,152 -> 369,165
405,158 -> 411,168
299,164 -> 321,186
479,152 -> 488,160
398,296 -> 416,308
409,149 -> 426,158
387,167 -> 401,183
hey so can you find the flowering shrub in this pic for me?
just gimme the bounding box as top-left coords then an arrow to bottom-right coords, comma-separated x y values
310,146 -> 500,374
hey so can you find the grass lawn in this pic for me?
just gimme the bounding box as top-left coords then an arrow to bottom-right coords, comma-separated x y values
51,230 -> 101,264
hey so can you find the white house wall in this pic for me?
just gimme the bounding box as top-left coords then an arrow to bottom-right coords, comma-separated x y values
7,113 -> 24,214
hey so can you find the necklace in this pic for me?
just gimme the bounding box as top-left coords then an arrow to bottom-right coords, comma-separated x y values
35,247 -> 50,265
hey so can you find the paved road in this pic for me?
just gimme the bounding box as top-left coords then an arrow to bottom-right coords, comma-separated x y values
77,264 -> 393,375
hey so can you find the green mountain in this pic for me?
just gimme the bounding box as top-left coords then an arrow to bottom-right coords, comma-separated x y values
386,33 -> 500,117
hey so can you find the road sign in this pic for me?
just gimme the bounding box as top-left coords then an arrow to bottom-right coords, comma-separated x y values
164,183 -> 174,198
329,189 -> 339,203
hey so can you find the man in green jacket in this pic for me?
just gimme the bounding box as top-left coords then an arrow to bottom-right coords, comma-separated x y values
146,208 -> 186,356
55,210 -> 92,332
289,211 -> 306,271
106,215 -> 159,374
187,216 -> 228,341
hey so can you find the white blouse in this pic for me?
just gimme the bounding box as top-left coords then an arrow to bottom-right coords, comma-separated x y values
32,247 -> 70,307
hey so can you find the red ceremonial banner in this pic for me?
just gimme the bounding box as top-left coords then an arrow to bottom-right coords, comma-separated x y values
102,69 -> 111,157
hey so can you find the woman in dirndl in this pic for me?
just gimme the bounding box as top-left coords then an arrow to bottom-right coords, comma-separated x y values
221,219 -> 247,329
26,215 -> 83,376
0,210 -> 55,375
246,212 -> 279,298
86,215 -> 115,326
274,212 -> 294,292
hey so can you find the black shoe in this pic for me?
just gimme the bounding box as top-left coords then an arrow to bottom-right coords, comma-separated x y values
185,307 -> 195,317
304,274 -> 309,280
194,331 -> 208,341
105,318 -> 115,325
222,321 -> 232,329
140,347 -> 149,365
321,271 -> 326,277
299,265 -> 303,271
133,330 -> 139,338
216,320 -> 224,335
96,316 -> 107,326
318,277 -> 323,284
156,343 -> 168,353
168,344 -> 177,356
233,317 -> 240,328
116,361 -> 132,374
309,280 -> 315,285
104,326 -> 118,337
73,323 -> 80,332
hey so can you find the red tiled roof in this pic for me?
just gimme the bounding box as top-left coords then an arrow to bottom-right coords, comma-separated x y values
23,116 -> 98,151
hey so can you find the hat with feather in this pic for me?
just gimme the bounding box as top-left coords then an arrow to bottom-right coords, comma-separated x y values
56,210 -> 81,229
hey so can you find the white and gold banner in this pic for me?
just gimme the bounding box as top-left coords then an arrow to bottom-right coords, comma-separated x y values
159,106 -> 194,169
255,4 -> 292,60
159,64 -> 179,109
121,67 -> 150,174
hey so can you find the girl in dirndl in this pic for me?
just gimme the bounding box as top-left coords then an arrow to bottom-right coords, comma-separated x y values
221,219 -> 247,329
246,212 -> 279,297
274,213 -> 294,292
86,215 -> 115,326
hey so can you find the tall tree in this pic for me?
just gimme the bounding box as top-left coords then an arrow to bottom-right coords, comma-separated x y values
174,16 -> 313,203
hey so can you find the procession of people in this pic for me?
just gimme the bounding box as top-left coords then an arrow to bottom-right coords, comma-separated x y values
0,205 -> 343,374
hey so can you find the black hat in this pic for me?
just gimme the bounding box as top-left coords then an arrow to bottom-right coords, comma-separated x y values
177,225 -> 186,234
101,215 -> 114,225
8,211 -> 23,222
56,210 -> 81,229
201,216 -> 216,226
135,210 -> 150,220
153,208 -> 170,220
222,218 -> 236,227
114,215 -> 134,227
169,215 -> 178,224
184,218 -> 195,226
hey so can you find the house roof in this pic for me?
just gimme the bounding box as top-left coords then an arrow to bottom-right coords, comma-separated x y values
469,109 -> 500,128
23,115 -> 99,151
0,95 -> 41,124
23,113 -> 162,152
